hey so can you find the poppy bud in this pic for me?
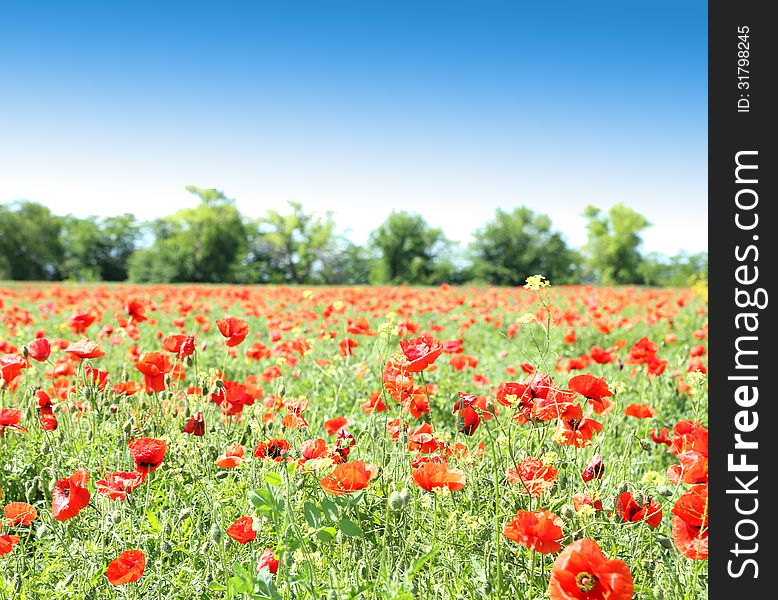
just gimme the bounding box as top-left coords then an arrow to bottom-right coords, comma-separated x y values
560,504 -> 576,519
277,382 -> 286,398
186,356 -> 194,367
638,438 -> 652,452
399,487 -> 411,504
123,419 -> 134,435
22,346 -> 29,358
658,537 -> 673,550
209,522 -> 223,544
178,507 -> 192,522
36,523 -> 49,539
388,491 -> 405,511
657,485 -> 673,497
161,541 -> 172,554
619,482 -> 630,494
215,379 -> 224,389
110,405 -> 118,414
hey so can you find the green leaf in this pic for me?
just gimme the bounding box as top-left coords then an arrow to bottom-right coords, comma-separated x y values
207,582 -> 227,591
303,501 -> 321,529
338,518 -> 362,537
264,471 -> 283,487
321,498 -> 339,522
146,510 -> 160,533
248,490 -> 269,510
316,526 -> 337,543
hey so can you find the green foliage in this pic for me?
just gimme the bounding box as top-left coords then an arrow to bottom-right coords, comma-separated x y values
583,204 -> 651,284
0,201 -> 64,280
639,251 -> 709,287
469,207 -> 579,285
60,214 -> 141,281
129,187 -> 247,283
248,202 -> 338,284
1,197 -> 705,288
369,212 -> 450,284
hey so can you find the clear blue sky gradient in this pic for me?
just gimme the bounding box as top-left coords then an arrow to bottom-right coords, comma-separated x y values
0,0 -> 708,254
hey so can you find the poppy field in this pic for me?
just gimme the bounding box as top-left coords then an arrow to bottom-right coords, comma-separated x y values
0,280 -> 708,599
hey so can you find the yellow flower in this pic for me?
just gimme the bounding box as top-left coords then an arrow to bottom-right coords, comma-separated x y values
524,274 -> 550,291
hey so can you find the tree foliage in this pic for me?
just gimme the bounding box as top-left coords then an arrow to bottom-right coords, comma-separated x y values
0,201 -> 64,280
583,204 -> 651,284
369,212 -> 450,284
1,195 -> 703,288
469,207 -> 578,285
128,187 -> 247,283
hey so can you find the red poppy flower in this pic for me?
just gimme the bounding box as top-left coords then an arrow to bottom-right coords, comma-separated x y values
226,516 -> 259,544
96,471 -> 146,500
0,534 -> 21,556
27,337 -> 51,362
346,318 -> 376,336
4,501 -> 37,526
624,403 -> 656,419
106,550 -> 146,585
359,392 -> 387,415
449,354 -> 478,371
0,408 -> 27,436
628,337 -> 658,364
135,352 -> 173,393
162,334 -> 196,358
216,317 -> 249,347
572,493 -> 604,512
553,405 -> 602,448
407,422 -> 442,454
124,299 -> 148,323
669,420 -> 708,457
568,374 -> 613,414
257,548 -> 279,574
651,427 -> 672,446
183,411 -> 206,436
506,457 -> 558,496
65,338 -> 105,360
399,334 -> 443,372
614,492 -> 663,528
320,461 -> 378,495
339,338 -> 358,357
671,484 -> 708,559
216,444 -> 246,468
442,339 -> 464,354
0,353 -> 26,386
453,392 -> 482,435
52,468 -> 91,521
254,439 -> 291,461
502,509 -> 564,554
323,416 -> 350,435
69,312 -> 96,334
581,454 -> 604,483
411,461 -> 466,492
85,366 -> 109,391
549,538 -> 634,600
128,438 -> 167,473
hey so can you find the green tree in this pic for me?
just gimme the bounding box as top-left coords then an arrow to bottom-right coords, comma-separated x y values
583,204 -> 651,284
60,214 -> 140,281
368,212 -> 450,285
248,201 -> 338,284
0,201 -> 64,280
128,187 -> 247,283
469,207 -> 579,285
639,251 -> 708,286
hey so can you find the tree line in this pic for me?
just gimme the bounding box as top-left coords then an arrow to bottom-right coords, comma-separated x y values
1,186 -> 707,286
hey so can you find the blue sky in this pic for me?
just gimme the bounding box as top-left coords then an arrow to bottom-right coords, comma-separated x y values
0,0 -> 707,254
